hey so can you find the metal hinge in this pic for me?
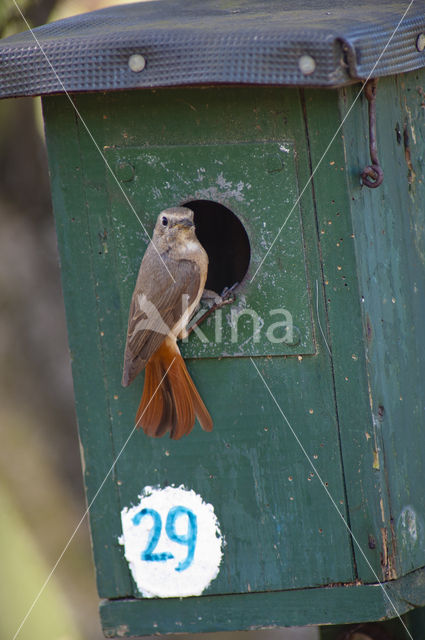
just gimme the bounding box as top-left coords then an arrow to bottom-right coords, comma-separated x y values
361,79 -> 384,189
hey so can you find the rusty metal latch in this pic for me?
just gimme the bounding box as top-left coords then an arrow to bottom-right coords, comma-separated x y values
361,79 -> 384,189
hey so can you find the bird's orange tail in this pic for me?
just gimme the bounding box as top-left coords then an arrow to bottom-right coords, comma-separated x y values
135,338 -> 213,439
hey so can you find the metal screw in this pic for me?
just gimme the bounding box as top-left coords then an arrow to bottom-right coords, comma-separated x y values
298,55 -> 316,76
128,54 -> 146,72
416,33 -> 425,52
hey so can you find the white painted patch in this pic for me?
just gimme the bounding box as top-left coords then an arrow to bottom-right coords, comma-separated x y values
120,485 -> 224,598
398,505 -> 419,544
216,172 -> 232,189
194,175 -> 247,202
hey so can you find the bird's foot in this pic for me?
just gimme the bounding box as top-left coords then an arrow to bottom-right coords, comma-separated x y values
186,282 -> 239,335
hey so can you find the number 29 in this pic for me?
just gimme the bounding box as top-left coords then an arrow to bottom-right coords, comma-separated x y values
132,506 -> 197,572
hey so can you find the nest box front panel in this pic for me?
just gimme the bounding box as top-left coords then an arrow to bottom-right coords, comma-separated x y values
43,87 -> 355,604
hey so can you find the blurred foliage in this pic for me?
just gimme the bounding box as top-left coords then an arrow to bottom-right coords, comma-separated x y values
0,482 -> 82,640
0,4 -> 111,639
1,0 -> 58,37
1,0 -> 141,38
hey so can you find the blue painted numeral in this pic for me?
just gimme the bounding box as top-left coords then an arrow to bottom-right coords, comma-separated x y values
132,508 -> 174,562
132,506 -> 197,571
165,506 -> 197,572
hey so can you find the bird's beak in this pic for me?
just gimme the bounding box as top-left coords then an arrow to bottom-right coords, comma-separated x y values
176,218 -> 194,229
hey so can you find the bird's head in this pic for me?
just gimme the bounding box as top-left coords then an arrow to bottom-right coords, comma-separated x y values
153,206 -> 196,248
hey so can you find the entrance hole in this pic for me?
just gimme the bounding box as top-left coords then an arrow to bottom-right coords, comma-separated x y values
184,200 -> 250,294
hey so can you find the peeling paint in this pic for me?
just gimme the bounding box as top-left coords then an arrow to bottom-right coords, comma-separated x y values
403,122 -> 416,184
195,181 -> 246,203
372,449 -> 380,470
380,527 -> 397,580
397,505 -> 424,557
115,624 -> 130,637
379,498 -> 385,523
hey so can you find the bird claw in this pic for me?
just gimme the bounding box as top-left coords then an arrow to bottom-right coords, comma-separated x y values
219,282 -> 239,306
186,282 -> 238,336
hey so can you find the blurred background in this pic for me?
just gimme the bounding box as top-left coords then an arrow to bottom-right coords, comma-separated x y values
0,1 -> 319,639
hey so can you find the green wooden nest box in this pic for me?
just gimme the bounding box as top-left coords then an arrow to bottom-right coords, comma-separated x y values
2,1 -> 425,636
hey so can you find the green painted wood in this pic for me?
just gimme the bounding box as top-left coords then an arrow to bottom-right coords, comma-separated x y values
304,69 -> 425,588
43,86 -> 354,608
42,75 -> 425,634
339,68 -> 425,580
42,98 -> 132,598
100,566 -> 425,637
303,88 -> 390,582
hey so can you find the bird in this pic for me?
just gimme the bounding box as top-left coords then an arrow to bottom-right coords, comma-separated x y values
122,206 -> 213,440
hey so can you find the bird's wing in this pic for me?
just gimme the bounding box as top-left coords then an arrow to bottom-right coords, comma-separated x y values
122,249 -> 201,387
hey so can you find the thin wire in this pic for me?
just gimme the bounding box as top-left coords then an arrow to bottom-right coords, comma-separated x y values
10,0 -> 176,284
250,357 -> 414,639
11,358 -> 176,640
250,0 -> 415,283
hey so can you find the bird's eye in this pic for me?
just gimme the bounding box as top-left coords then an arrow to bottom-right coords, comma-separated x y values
161,216 -> 168,226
